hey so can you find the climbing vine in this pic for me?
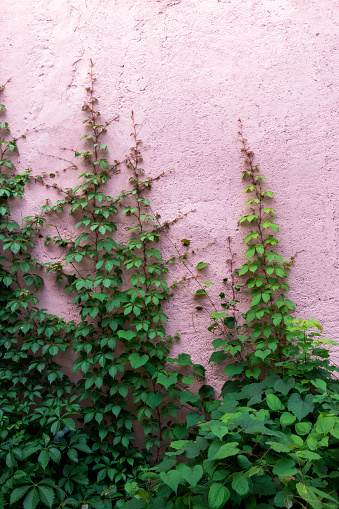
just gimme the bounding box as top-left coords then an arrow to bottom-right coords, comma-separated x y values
0,66 -> 208,509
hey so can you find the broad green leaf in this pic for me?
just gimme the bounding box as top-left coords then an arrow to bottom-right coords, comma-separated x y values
280,412 -> 296,428
274,378 -> 295,396
232,472 -> 250,496
266,441 -> 290,453
251,293 -> 261,305
211,442 -> 240,460
266,394 -> 284,411
194,289 -> 207,296
193,364 -> 205,377
10,486 -> 31,505
173,424 -> 189,439
316,416 -> 335,435
49,447 -> 61,463
23,488 -> 40,509
176,353 -> 192,366
186,412 -> 203,427
209,423 -> 228,440
159,470 -> 181,493
295,422 -> 312,436
146,392 -> 163,410
129,353 -> 149,369
245,367 -> 261,379
182,375 -> 194,385
157,373 -> 178,390
211,311 -> 227,320
273,459 -> 297,477
170,440 -> 189,450
208,483 -> 230,509
209,351 -> 227,363
223,363 -> 244,377
38,449 -> 50,470
117,330 -> 136,341
296,484 -> 322,509
297,450 -> 321,460
288,393 -> 314,421
181,465 -> 203,486
62,417 -> 76,431
37,486 -> 54,508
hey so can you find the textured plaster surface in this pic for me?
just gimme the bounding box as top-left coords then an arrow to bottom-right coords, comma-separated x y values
1,0 -> 339,385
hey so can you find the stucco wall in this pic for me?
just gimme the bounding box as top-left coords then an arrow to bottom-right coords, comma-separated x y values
1,0 -> 339,384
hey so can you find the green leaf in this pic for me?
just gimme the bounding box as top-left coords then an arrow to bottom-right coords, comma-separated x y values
23,488 -> 40,509
37,486 -> 55,508
211,442 -> 240,460
210,311 -> 227,320
251,293 -> 261,305
146,392 -> 163,410
38,449 -> 50,469
10,486 -> 31,505
157,373 -> 178,390
288,393 -> 314,421
159,470 -> 181,493
194,289 -> 207,296
316,416 -> 335,435
49,448 -> 61,463
117,330 -> 136,341
280,412 -> 296,428
223,363 -> 244,377
266,441 -> 290,453
273,459 -> 297,477
129,353 -> 149,369
297,450 -> 321,460
196,262 -> 209,270
245,367 -> 261,379
182,375 -> 194,385
274,491 -> 294,509
173,424 -> 189,439
170,440 -> 190,450
274,378 -> 295,396
209,351 -> 227,363
193,364 -> 205,377
232,472 -> 250,496
209,423 -> 228,440
208,483 -> 230,509
296,484 -> 323,509
295,422 -> 312,436
181,465 -> 203,486
186,412 -> 203,428
62,417 -> 76,431
266,394 -> 284,411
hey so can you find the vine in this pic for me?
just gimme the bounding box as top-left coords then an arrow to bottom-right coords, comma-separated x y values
0,66 -> 208,509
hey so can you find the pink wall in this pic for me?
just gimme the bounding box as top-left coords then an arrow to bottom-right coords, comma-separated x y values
2,0 -> 339,383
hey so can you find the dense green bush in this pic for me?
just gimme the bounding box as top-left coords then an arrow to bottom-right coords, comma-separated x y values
137,372 -> 339,509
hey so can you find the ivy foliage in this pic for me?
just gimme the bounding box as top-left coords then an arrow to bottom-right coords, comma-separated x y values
206,122 -> 339,385
0,67 -> 207,508
112,125 -> 339,508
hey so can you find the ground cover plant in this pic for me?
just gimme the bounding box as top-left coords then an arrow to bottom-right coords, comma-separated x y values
0,68 -> 338,509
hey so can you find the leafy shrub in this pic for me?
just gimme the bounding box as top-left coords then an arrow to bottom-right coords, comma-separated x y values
138,372 -> 339,509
